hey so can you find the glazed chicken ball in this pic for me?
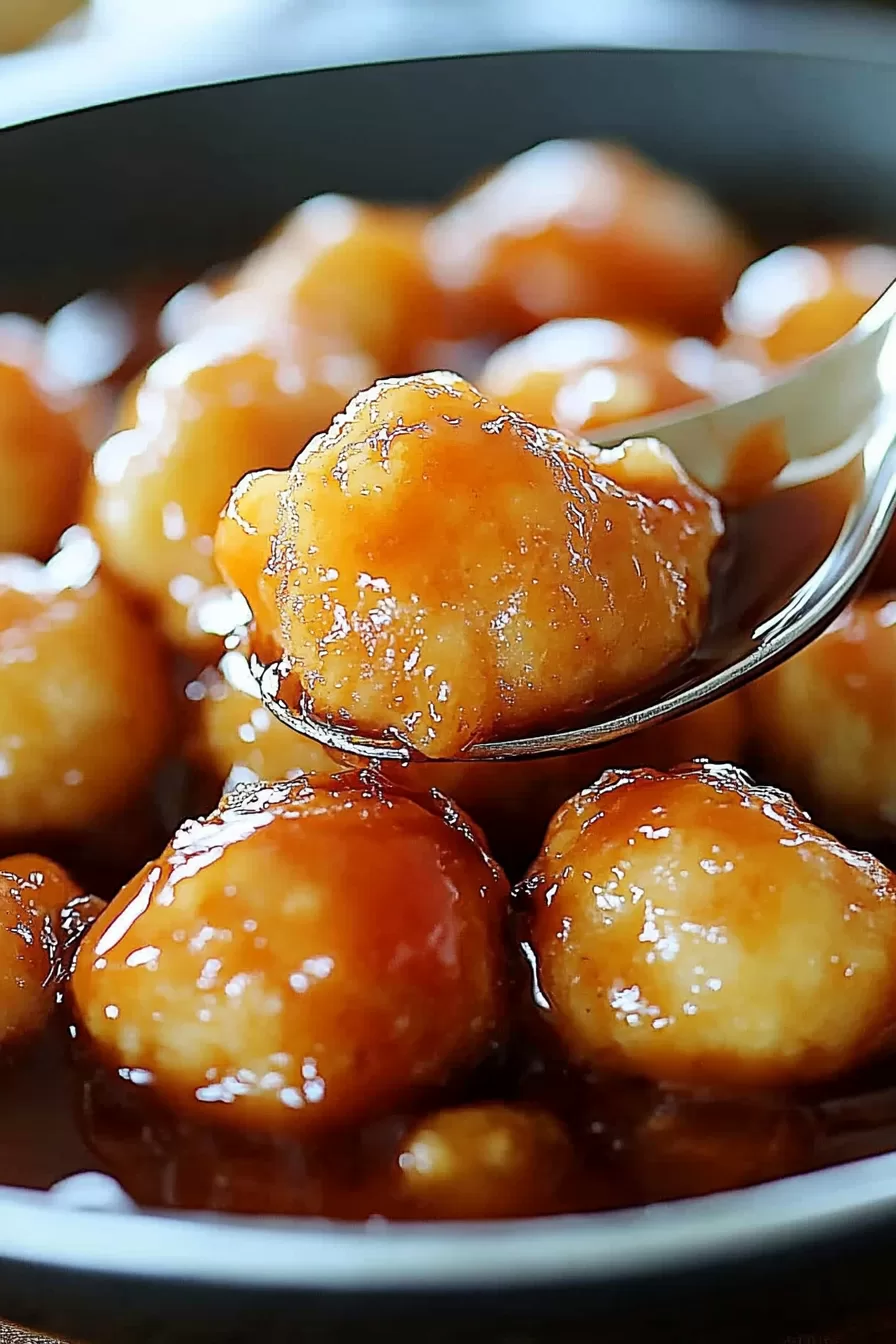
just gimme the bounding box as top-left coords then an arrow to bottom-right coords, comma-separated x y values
0,854 -> 82,1047
722,240 -> 896,367
71,775 -> 508,1134
749,595 -> 896,841
395,1104 -> 575,1218
481,318 -> 729,436
231,196 -> 447,373
216,373 -> 722,759
426,140 -> 752,341
0,529 -> 171,835
84,301 -> 375,653
0,356 -> 87,560
525,762 -> 896,1088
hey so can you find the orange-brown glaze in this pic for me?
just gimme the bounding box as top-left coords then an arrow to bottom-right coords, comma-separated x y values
0,530 -> 172,835
0,854 -> 83,1046
71,775 -> 508,1134
0,360 -> 87,560
216,373 -> 722,759
231,197 -> 447,373
480,318 -> 716,435
525,762 -> 896,1088
621,1089 -> 814,1201
84,302 -> 376,654
394,1103 -> 576,1218
749,594 -> 896,841
426,140 -> 752,341
722,240 -> 896,366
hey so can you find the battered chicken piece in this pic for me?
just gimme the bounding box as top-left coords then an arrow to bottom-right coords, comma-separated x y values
525,762 -> 896,1088
749,595 -> 896,841
722,240 -> 896,366
232,196 -> 447,373
216,373 -> 722,759
0,854 -> 84,1046
0,529 -> 171,835
0,357 -> 87,560
395,1104 -> 575,1218
426,140 -> 752,340
84,302 -> 375,653
71,775 -> 508,1133
481,318 -> 720,436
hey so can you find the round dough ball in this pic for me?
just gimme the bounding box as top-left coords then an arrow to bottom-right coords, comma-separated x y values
232,196 -> 447,373
749,595 -> 896,841
526,761 -> 896,1087
0,358 -> 87,560
481,318 -> 718,436
426,140 -> 751,341
0,530 -> 172,834
216,373 -> 722,759
395,1104 -> 574,1218
0,853 -> 82,1046
72,775 -> 508,1134
722,241 -> 896,366
84,303 -> 375,653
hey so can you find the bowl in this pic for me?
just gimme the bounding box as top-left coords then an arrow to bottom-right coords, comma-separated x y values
3,45 -> 896,1344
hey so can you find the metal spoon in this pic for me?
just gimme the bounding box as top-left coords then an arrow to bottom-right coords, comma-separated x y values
255,282 -> 896,764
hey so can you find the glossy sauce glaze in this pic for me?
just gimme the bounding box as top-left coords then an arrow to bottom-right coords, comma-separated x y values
1,138 -> 896,1224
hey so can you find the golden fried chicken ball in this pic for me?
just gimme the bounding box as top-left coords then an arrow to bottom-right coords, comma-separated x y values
232,196 -> 447,373
426,140 -> 752,341
216,373 -> 722,760
84,304 -> 376,653
0,357 -> 87,560
480,318 -> 719,435
0,530 -> 171,835
395,1104 -> 575,1218
526,762 -> 896,1088
71,775 -> 508,1134
722,240 -> 896,366
749,595 -> 896,841
0,854 -> 83,1046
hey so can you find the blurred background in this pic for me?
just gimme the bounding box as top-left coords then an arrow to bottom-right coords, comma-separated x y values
2,0 -> 896,126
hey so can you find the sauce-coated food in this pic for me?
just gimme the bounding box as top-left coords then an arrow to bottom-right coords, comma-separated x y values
72,776 -> 507,1133
217,372 -> 722,758
0,137 -> 895,1222
525,763 -> 896,1087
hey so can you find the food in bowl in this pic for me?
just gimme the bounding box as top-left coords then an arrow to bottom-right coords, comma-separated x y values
0,136 -> 894,1221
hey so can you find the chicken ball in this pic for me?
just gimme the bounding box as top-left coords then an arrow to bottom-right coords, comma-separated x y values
71,774 -> 508,1134
481,318 -> 723,436
426,140 -> 752,341
0,529 -> 171,835
232,196 -> 447,372
395,1103 -> 575,1218
84,303 -> 375,653
0,854 -> 82,1046
525,761 -> 896,1087
722,240 -> 896,366
748,594 -> 896,841
216,373 -> 722,759
0,357 -> 87,560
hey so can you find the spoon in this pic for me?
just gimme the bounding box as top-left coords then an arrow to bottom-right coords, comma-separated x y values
254,282 -> 896,764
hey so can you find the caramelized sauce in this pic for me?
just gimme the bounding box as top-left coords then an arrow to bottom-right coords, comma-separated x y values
0,269 -> 890,1221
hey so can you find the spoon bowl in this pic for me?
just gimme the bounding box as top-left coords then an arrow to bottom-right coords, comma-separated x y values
255,286 -> 896,765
